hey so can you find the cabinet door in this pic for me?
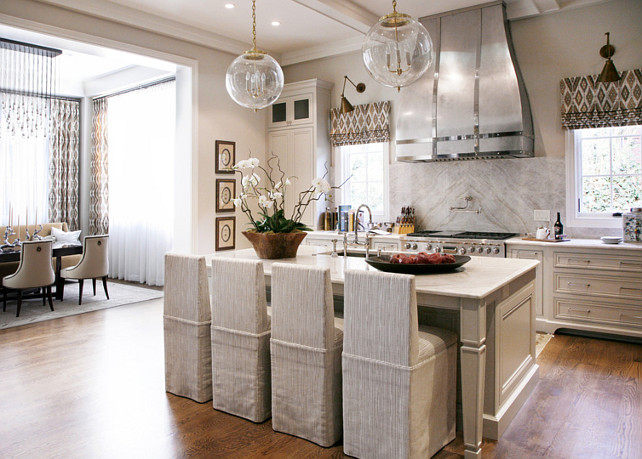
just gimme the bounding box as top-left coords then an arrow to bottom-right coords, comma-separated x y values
268,94 -> 313,129
291,127 -> 315,228
267,128 -> 315,228
510,248 -> 544,317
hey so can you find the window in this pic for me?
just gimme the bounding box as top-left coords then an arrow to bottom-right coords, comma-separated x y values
567,125 -> 642,228
338,142 -> 388,220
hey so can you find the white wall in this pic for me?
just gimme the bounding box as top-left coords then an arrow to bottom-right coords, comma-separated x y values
0,0 -> 266,253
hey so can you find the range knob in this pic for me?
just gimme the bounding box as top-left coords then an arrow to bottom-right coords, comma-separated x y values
434,246 -> 442,253
485,247 -> 492,254
492,247 -> 500,255
404,242 -> 412,250
458,247 -> 467,255
425,244 -> 433,251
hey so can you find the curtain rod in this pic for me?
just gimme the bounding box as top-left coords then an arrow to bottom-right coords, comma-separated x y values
0,88 -> 80,102
93,76 -> 176,101
0,37 -> 62,57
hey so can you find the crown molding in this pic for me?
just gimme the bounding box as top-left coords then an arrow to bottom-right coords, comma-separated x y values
281,35 -> 363,66
292,0 -> 378,34
33,0 -> 253,57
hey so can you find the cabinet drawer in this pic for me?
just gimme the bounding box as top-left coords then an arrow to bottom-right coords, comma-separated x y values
373,241 -> 399,251
555,297 -> 642,328
554,252 -> 642,273
554,273 -> 642,300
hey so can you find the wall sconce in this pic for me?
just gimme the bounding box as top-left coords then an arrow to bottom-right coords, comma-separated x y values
340,75 -> 366,113
597,32 -> 621,83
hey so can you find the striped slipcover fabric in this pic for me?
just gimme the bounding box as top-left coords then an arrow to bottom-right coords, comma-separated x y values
270,263 -> 343,447
163,254 -> 212,403
342,270 -> 458,459
210,258 -> 271,423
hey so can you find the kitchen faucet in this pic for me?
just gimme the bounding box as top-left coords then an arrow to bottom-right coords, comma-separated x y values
346,204 -> 373,258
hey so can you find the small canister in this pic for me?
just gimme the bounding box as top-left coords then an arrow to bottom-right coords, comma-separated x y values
623,207 -> 642,242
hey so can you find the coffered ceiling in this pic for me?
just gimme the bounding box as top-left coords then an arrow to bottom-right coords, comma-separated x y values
32,0 -> 607,65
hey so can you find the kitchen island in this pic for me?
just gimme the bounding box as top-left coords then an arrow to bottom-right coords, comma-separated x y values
206,247 -> 539,459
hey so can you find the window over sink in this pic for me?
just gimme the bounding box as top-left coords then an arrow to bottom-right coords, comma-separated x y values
566,125 -> 642,228
337,142 -> 389,221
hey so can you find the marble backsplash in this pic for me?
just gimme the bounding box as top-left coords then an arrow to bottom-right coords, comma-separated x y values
389,156 -> 622,238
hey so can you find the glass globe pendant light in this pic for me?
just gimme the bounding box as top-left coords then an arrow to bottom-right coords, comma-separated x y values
226,0 -> 284,110
362,0 -> 433,91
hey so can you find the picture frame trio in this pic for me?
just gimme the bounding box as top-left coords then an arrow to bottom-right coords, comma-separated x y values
215,140 -> 236,251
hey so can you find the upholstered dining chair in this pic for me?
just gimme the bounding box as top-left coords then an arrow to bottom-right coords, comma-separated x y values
163,253 -> 212,403
342,269 -> 458,459
209,257 -> 271,423
270,263 -> 344,447
60,235 -> 109,305
2,240 -> 56,317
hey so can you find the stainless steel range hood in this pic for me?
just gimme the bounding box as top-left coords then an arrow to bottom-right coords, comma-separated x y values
395,1 -> 533,162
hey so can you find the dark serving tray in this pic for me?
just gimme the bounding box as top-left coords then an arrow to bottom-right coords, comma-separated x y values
364,254 -> 471,274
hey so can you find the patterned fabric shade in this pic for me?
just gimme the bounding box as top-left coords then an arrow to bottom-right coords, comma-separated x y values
48,99 -> 80,230
90,98 -> 109,235
329,101 -> 390,146
560,69 -> 642,129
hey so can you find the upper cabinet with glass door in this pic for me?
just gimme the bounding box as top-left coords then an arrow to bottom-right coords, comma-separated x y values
267,81 -> 323,130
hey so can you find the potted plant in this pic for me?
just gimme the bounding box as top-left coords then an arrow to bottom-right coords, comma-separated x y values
232,154 -> 343,259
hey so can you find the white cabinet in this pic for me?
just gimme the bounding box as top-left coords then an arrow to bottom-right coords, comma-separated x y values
267,79 -> 333,230
509,248 -> 544,317
507,240 -> 642,338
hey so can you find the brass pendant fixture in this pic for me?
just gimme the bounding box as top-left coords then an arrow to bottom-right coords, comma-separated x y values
597,32 -> 621,83
362,0 -> 433,91
225,0 -> 284,110
339,75 -> 366,114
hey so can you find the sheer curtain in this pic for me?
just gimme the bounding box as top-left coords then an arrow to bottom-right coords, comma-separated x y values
106,80 -> 175,286
0,93 -> 51,226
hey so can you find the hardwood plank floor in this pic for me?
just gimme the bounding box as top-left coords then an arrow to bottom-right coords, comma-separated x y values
0,299 -> 640,458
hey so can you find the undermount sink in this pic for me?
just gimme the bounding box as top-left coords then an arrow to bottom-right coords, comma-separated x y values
314,250 -> 368,258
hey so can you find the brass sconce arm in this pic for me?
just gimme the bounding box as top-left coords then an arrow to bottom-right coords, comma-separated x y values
340,75 -> 366,113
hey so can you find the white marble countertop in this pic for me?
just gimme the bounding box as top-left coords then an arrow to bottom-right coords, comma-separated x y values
506,236 -> 642,251
206,246 -> 538,300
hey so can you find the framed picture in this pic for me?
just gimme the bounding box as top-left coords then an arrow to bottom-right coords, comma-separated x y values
216,179 -> 236,213
215,140 -> 235,174
216,216 -> 236,251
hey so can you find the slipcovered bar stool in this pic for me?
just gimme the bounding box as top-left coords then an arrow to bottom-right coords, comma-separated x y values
342,270 -> 458,459
210,258 -> 271,423
60,235 -> 109,305
270,263 -> 343,447
2,240 -> 55,317
163,253 -> 212,403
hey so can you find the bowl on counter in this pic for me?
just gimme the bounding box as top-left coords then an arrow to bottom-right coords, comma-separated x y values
600,236 -> 622,244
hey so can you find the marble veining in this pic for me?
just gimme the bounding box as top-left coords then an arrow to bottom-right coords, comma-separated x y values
390,157 -> 567,235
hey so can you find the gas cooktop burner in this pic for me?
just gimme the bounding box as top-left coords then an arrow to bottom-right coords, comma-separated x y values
407,230 -> 516,240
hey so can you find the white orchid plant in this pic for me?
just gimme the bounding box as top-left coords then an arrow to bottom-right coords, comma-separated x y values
233,154 -> 343,233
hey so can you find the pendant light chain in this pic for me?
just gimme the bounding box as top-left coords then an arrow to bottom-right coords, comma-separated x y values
251,0 -> 257,52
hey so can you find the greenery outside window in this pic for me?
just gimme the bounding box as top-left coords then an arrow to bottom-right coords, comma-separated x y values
338,142 -> 389,221
566,125 -> 642,228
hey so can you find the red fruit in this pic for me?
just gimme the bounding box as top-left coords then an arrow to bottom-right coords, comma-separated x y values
390,253 -> 404,264
442,254 -> 456,263
416,252 -> 431,264
427,253 -> 443,264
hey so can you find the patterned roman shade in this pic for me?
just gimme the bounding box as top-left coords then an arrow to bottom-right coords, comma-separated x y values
330,101 -> 391,146
560,69 -> 642,129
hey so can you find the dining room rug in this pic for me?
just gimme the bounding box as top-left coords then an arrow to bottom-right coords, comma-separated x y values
536,332 -> 554,357
0,281 -> 163,330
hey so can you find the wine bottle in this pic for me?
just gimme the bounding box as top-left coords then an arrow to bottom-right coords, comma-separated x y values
553,212 -> 564,240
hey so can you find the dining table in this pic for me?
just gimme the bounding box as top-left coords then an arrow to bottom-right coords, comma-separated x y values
0,242 -> 83,300
206,246 -> 540,459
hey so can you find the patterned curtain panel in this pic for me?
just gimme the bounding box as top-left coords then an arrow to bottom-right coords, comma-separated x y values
560,69 -> 642,130
90,97 -> 109,235
48,98 -> 80,230
330,101 -> 391,146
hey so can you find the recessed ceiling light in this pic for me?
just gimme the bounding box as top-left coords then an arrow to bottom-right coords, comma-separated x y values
271,21 -> 281,26
224,3 -> 235,9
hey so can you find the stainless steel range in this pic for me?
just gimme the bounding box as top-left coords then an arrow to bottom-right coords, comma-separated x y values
401,230 -> 517,258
